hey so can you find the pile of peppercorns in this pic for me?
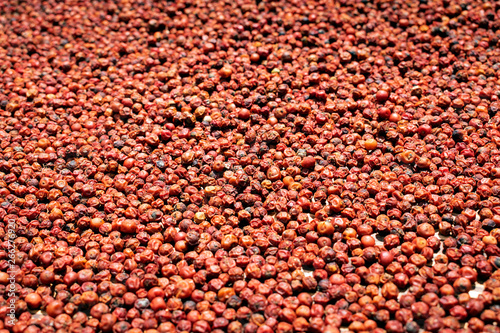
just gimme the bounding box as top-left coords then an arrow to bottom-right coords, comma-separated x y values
1,0 -> 500,332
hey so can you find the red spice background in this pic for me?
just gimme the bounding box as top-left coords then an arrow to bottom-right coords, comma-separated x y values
1,0 -> 500,332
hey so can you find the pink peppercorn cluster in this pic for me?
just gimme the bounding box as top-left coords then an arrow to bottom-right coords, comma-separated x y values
1,0 -> 500,332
